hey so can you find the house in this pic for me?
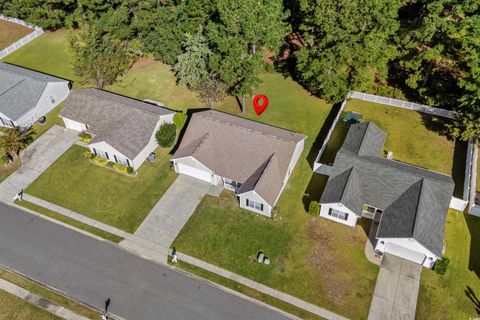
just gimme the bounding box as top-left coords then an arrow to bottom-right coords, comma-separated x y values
319,122 -> 454,268
0,62 -> 70,129
172,110 -> 306,216
60,88 -> 175,171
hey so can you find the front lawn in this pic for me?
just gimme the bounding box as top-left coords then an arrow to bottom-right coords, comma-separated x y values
0,20 -> 32,50
26,145 -> 177,233
417,210 -> 480,319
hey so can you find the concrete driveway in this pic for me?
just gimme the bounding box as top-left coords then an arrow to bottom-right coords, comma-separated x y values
134,174 -> 222,248
0,125 -> 77,202
368,253 -> 422,320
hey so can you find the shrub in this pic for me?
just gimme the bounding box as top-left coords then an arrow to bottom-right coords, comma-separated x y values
107,161 -> 115,167
79,131 -> 92,142
127,166 -> 134,174
93,156 -> 109,166
308,201 -> 320,216
0,155 -> 9,166
156,123 -> 176,147
173,112 -> 188,130
113,163 -> 128,173
434,257 -> 449,275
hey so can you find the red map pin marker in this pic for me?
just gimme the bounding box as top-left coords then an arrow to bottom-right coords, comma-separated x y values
253,94 -> 269,115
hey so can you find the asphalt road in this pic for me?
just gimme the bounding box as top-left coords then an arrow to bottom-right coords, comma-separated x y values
0,203 -> 292,320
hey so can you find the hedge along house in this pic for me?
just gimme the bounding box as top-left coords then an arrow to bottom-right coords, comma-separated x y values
60,89 -> 175,171
319,122 -> 454,268
0,62 -> 70,129
171,110 -> 306,217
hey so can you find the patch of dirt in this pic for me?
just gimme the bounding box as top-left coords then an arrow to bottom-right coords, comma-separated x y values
133,57 -> 156,69
306,221 -> 351,305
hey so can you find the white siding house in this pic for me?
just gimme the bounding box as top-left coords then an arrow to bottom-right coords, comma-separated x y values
172,110 -> 306,216
0,63 -> 70,129
60,89 -> 175,171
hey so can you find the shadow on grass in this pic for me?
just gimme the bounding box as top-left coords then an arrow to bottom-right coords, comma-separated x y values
305,101 -> 343,169
302,174 -> 328,212
418,113 -> 451,139
452,140 -> 468,198
466,213 -> 480,278
465,285 -> 480,315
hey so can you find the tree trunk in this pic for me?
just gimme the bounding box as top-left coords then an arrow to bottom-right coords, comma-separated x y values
252,44 -> 256,54
241,96 -> 246,114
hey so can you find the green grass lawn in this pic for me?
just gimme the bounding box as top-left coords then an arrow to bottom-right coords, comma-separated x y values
26,145 -> 177,233
0,20 -> 32,50
0,267 -> 99,319
417,210 -> 480,319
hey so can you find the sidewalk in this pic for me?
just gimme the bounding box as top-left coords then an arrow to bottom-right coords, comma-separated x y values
19,194 -> 348,320
0,125 -> 77,202
0,278 -> 89,320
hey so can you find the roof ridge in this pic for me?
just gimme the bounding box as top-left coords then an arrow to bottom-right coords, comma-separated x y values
410,179 -> 424,236
339,167 -> 357,204
196,112 -> 300,144
0,63 -> 63,82
77,89 -> 168,117
253,153 -> 278,190
0,77 -> 27,97
340,151 -> 452,182
192,133 -> 210,156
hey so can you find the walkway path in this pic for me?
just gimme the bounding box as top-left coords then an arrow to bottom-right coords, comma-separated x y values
134,175 -> 222,247
0,278 -> 89,320
0,125 -> 77,202
18,194 -> 346,320
368,253 -> 421,320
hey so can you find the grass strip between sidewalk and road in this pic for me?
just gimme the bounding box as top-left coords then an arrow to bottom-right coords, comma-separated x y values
15,199 -> 124,243
0,267 -> 100,319
169,258 -> 324,320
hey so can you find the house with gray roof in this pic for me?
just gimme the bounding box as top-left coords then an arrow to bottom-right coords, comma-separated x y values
319,121 -> 454,268
172,110 -> 306,216
60,89 -> 175,170
0,62 -> 70,128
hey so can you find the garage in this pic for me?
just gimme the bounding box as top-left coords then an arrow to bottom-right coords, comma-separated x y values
176,162 -> 213,184
384,243 -> 426,265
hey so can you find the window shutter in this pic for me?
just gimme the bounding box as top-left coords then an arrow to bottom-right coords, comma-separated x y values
126,159 -> 131,167
92,148 -> 97,156
260,204 -> 264,211
105,152 -> 109,160
114,155 -> 118,163
246,199 -> 249,207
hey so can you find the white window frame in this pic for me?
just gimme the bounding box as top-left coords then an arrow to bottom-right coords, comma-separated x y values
247,199 -> 263,211
328,208 -> 349,221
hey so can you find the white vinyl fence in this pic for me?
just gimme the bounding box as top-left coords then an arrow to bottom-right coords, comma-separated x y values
0,15 -> 43,59
348,91 -> 453,119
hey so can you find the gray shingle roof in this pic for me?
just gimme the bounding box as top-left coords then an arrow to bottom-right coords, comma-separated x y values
320,121 -> 454,256
60,89 -> 175,159
0,63 -> 68,121
172,110 -> 306,205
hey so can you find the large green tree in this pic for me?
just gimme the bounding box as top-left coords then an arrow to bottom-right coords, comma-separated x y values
69,23 -> 133,89
295,0 -> 401,103
174,30 -> 225,108
207,0 -> 290,112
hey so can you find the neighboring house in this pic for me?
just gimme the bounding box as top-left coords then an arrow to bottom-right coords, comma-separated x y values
60,88 -> 175,171
319,122 -> 454,268
0,62 -> 70,129
172,110 -> 306,217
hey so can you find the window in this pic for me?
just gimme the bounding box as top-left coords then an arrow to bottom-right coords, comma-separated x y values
246,199 -> 263,211
328,208 -> 349,221
114,155 -> 129,166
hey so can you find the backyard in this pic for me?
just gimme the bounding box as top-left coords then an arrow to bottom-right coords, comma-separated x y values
319,99 -> 466,197
0,20 -> 32,50
25,145 -> 177,233
417,209 -> 480,319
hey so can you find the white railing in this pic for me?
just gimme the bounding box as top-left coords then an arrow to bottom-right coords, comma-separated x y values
0,15 -> 43,59
348,91 -> 453,119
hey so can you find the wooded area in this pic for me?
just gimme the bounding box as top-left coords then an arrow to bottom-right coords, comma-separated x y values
1,0 -> 478,139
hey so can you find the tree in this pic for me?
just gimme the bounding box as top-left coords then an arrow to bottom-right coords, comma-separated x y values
295,0 -> 401,103
207,0 -> 290,112
174,30 -> 225,108
0,127 -> 35,159
69,23 -> 133,89
156,123 -> 176,147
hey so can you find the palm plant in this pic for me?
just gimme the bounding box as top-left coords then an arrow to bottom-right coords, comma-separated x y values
0,127 -> 35,159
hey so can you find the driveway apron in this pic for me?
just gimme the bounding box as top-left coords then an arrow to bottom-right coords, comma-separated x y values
134,174 -> 220,248
368,253 -> 422,320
